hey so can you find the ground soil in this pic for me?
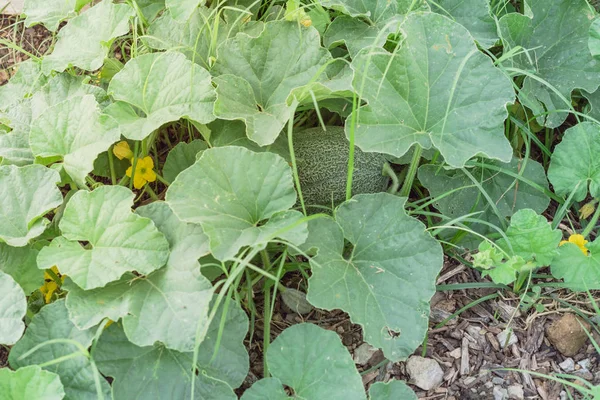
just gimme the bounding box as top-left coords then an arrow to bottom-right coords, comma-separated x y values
2,14 -> 599,400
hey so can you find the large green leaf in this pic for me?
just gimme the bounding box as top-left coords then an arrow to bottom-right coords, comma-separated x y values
0,243 -> 42,294
24,0 -> 92,31
31,73 -> 109,113
418,158 -> 550,246
552,239 -> 600,291
136,0 -> 165,22
105,51 -> 215,141
0,271 -> 26,345
242,324 -> 366,400
305,193 -> 443,361
0,366 -> 65,400
95,300 -> 249,399
29,95 -> 120,186
9,300 -> 111,400
147,8 -> 264,69
167,146 -> 307,261
65,202 -> 212,352
37,186 -> 170,290
369,381 -> 417,399
0,165 -> 62,247
548,122 -> 600,202
42,0 -> 134,74
212,21 -> 332,146
320,0 -> 420,21
497,209 -> 561,266
428,0 -> 498,48
349,12 -> 514,168
499,0 -> 600,128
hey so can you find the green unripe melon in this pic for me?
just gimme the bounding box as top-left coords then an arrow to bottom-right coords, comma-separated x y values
293,126 -> 388,207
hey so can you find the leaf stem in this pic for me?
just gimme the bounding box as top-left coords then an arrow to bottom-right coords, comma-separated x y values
400,146 -> 422,197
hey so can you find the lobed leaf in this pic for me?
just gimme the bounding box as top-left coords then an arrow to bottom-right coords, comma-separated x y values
0,165 -> 62,247
0,271 -> 26,345
24,0 -> 93,32
0,366 -> 65,400
37,186 -> 170,290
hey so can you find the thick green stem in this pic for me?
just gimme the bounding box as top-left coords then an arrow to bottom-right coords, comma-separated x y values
345,93 -> 358,201
399,146 -> 422,197
263,282 -> 271,378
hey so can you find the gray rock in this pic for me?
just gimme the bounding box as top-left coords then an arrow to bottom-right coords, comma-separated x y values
353,342 -> 378,365
497,329 -> 518,349
559,357 -> 575,372
493,386 -> 508,400
577,358 -> 591,370
507,384 -> 524,399
406,356 -> 444,391
492,377 -> 505,385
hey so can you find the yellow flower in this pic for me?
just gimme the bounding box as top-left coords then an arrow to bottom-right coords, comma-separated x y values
113,141 -> 133,160
126,156 -> 157,189
560,234 -> 588,255
39,266 -> 66,304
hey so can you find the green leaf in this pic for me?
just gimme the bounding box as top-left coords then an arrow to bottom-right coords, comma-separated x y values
0,165 -> 62,247
428,0 -> 498,48
166,0 -> 201,21
0,102 -> 34,166
163,139 -> 208,183
0,243 -> 42,294
9,300 -> 111,400
147,8 -> 264,70
0,366 -> 65,400
135,0 -> 165,22
212,21 -> 332,146
369,380 -> 417,400
472,241 -> 524,285
551,239 -> 600,291
320,0 -> 421,22
499,0 -> 600,128
0,271 -> 26,345
418,158 -> 550,246
167,146 -> 307,261
29,95 -> 120,186
24,0 -> 92,31
31,73 -> 109,113
95,300 -> 249,399
548,122 -> 600,202
37,186 -> 170,290
497,209 -> 561,266
306,193 -> 443,361
242,324 -> 366,400
41,0 -> 134,74
349,12 -> 514,168
65,202 -> 212,352
0,61 -> 47,111
105,52 -> 215,141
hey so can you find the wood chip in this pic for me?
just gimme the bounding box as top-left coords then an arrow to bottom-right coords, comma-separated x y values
460,337 -> 470,376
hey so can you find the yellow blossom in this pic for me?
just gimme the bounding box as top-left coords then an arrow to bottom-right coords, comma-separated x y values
113,141 -> 133,160
126,156 -> 157,189
39,266 -> 66,303
560,234 -> 588,255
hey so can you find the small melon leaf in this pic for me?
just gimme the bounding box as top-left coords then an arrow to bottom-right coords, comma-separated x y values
305,193 -> 443,361
0,271 -> 26,345
548,122 -> 600,202
552,239 -> 600,291
37,186 -> 170,290
0,243 -> 42,294
369,380 -> 417,400
167,146 -> 307,261
163,139 -> 208,183
241,324 -> 366,400
0,165 -> 62,247
106,52 -> 215,141
42,0 -> 134,74
0,366 -> 65,400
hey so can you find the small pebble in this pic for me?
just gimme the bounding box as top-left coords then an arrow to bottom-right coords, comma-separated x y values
492,377 -> 505,385
406,356 -> 444,391
507,384 -> 524,400
497,329 -> 518,348
559,358 -> 575,372
448,348 -> 461,359
578,358 -> 591,370
493,386 -> 508,400
353,342 -> 378,365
